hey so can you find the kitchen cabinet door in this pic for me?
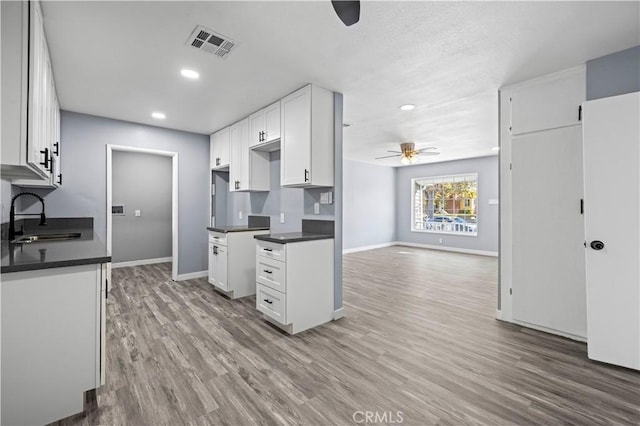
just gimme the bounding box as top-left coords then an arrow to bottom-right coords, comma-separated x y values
208,243 -> 216,285
229,121 -> 241,191
210,127 -> 230,169
264,101 -> 281,143
280,85 -> 334,187
249,109 -> 264,148
216,245 -> 228,291
281,86 -> 312,186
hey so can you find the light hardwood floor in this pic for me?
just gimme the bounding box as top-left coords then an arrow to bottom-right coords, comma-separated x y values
54,247 -> 639,425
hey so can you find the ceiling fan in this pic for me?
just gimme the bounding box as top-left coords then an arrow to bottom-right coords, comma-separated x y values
375,143 -> 440,165
331,1 -> 360,26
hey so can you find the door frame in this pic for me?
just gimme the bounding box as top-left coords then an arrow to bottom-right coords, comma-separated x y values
106,145 -> 179,281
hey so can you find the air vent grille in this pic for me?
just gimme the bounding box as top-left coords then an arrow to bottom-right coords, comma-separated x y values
186,25 -> 236,59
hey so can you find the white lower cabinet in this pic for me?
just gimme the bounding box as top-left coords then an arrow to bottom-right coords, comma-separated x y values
255,238 -> 334,334
1,262 -> 108,426
208,230 -> 269,299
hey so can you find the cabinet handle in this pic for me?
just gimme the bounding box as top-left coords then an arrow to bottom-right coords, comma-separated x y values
304,168 -> 309,182
213,246 -> 218,255
263,248 -> 273,252
57,173 -> 62,185
263,298 -> 273,304
40,147 -> 50,169
263,269 -> 272,274
53,142 -> 59,156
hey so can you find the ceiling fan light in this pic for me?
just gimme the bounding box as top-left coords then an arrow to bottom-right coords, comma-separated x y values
400,156 -> 410,165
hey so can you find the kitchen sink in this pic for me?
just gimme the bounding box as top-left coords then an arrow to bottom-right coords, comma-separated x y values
11,233 -> 82,244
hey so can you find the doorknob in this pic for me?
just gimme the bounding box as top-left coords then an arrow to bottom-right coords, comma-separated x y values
590,240 -> 605,250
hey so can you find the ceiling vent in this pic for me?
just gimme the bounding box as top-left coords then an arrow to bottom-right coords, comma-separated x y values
186,25 -> 236,59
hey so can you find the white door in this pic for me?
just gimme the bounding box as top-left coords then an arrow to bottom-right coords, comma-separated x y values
208,243 -> 216,285
511,125 -> 586,338
228,122 -> 241,192
583,92 -> 640,370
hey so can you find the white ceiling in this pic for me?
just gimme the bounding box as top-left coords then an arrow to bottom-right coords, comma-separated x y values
41,1 -> 639,167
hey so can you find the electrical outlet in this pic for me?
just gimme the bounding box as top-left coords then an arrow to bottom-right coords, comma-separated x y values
439,238 -> 443,245
239,211 -> 243,220
280,213 -> 285,223
135,210 -> 141,217
314,202 -> 320,214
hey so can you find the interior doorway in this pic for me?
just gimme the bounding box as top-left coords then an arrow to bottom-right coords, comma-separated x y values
106,145 -> 179,281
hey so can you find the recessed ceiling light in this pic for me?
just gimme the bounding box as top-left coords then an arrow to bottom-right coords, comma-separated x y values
399,104 -> 415,111
180,69 -> 199,79
492,146 -> 500,151
151,112 -> 166,120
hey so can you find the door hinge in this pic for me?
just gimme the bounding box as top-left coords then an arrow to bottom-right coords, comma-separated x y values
578,105 -> 582,121
509,288 -> 512,295
509,163 -> 512,170
580,199 -> 584,214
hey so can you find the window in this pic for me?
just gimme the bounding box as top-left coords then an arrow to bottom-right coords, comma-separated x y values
411,173 -> 478,235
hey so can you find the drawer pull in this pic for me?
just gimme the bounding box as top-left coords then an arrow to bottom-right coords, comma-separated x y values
263,298 -> 273,304
263,248 -> 273,252
263,269 -> 272,274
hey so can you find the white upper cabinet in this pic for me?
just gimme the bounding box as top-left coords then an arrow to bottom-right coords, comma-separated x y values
509,66 -> 585,135
249,101 -> 281,148
230,118 -> 269,192
2,1 -> 61,182
210,126 -> 230,169
280,85 -> 334,187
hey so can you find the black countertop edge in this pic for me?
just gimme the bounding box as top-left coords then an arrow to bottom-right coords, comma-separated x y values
254,232 -> 334,244
207,226 -> 270,233
2,256 -> 112,274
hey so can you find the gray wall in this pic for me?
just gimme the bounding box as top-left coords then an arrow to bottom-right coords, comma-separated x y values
214,150 -> 335,233
112,151 -> 172,263
343,160 -> 396,250
396,155 -> 499,253
20,111 -> 209,275
587,45 -> 640,101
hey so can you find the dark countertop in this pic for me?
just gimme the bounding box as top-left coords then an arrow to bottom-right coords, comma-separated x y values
207,226 -> 270,233
1,228 -> 111,274
254,232 -> 334,244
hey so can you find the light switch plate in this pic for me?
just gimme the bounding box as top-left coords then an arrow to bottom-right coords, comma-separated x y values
320,192 -> 333,204
280,213 -> 285,223
135,210 -> 141,217
314,203 -> 320,214
239,211 -> 243,220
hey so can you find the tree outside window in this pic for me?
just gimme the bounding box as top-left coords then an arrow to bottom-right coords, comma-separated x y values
411,174 -> 478,235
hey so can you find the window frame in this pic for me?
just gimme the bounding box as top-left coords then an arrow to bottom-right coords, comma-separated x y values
410,173 -> 479,237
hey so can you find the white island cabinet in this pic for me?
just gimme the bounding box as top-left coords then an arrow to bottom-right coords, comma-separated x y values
1,262 -> 108,426
255,238 -> 334,334
209,229 -> 269,299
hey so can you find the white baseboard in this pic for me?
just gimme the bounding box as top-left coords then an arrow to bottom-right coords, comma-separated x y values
333,307 -> 345,320
176,270 -> 208,281
495,309 -> 503,320
393,241 -> 499,257
112,257 -> 172,269
342,242 -> 396,254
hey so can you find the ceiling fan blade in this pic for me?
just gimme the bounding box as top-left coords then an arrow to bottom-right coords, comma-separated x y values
331,0 -> 360,26
417,147 -> 437,152
375,154 -> 401,159
386,150 -> 402,153
420,151 -> 441,156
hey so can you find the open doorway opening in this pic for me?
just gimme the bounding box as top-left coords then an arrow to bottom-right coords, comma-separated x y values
106,145 -> 178,281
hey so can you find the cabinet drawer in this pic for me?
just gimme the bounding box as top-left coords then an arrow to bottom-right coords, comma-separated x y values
256,240 -> 286,261
256,257 -> 286,293
256,284 -> 287,325
209,231 -> 227,246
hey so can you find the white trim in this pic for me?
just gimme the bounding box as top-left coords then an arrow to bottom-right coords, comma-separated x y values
342,242 -> 395,254
106,145 -> 179,281
394,241 -> 498,257
333,307 -> 345,320
495,309 -> 503,320
509,318 -> 587,342
112,257 -> 172,269
176,270 -> 208,281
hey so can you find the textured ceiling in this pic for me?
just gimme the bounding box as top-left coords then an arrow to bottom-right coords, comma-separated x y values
41,1 -> 640,166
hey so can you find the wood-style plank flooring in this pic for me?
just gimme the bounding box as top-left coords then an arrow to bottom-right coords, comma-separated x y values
55,247 -> 639,425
